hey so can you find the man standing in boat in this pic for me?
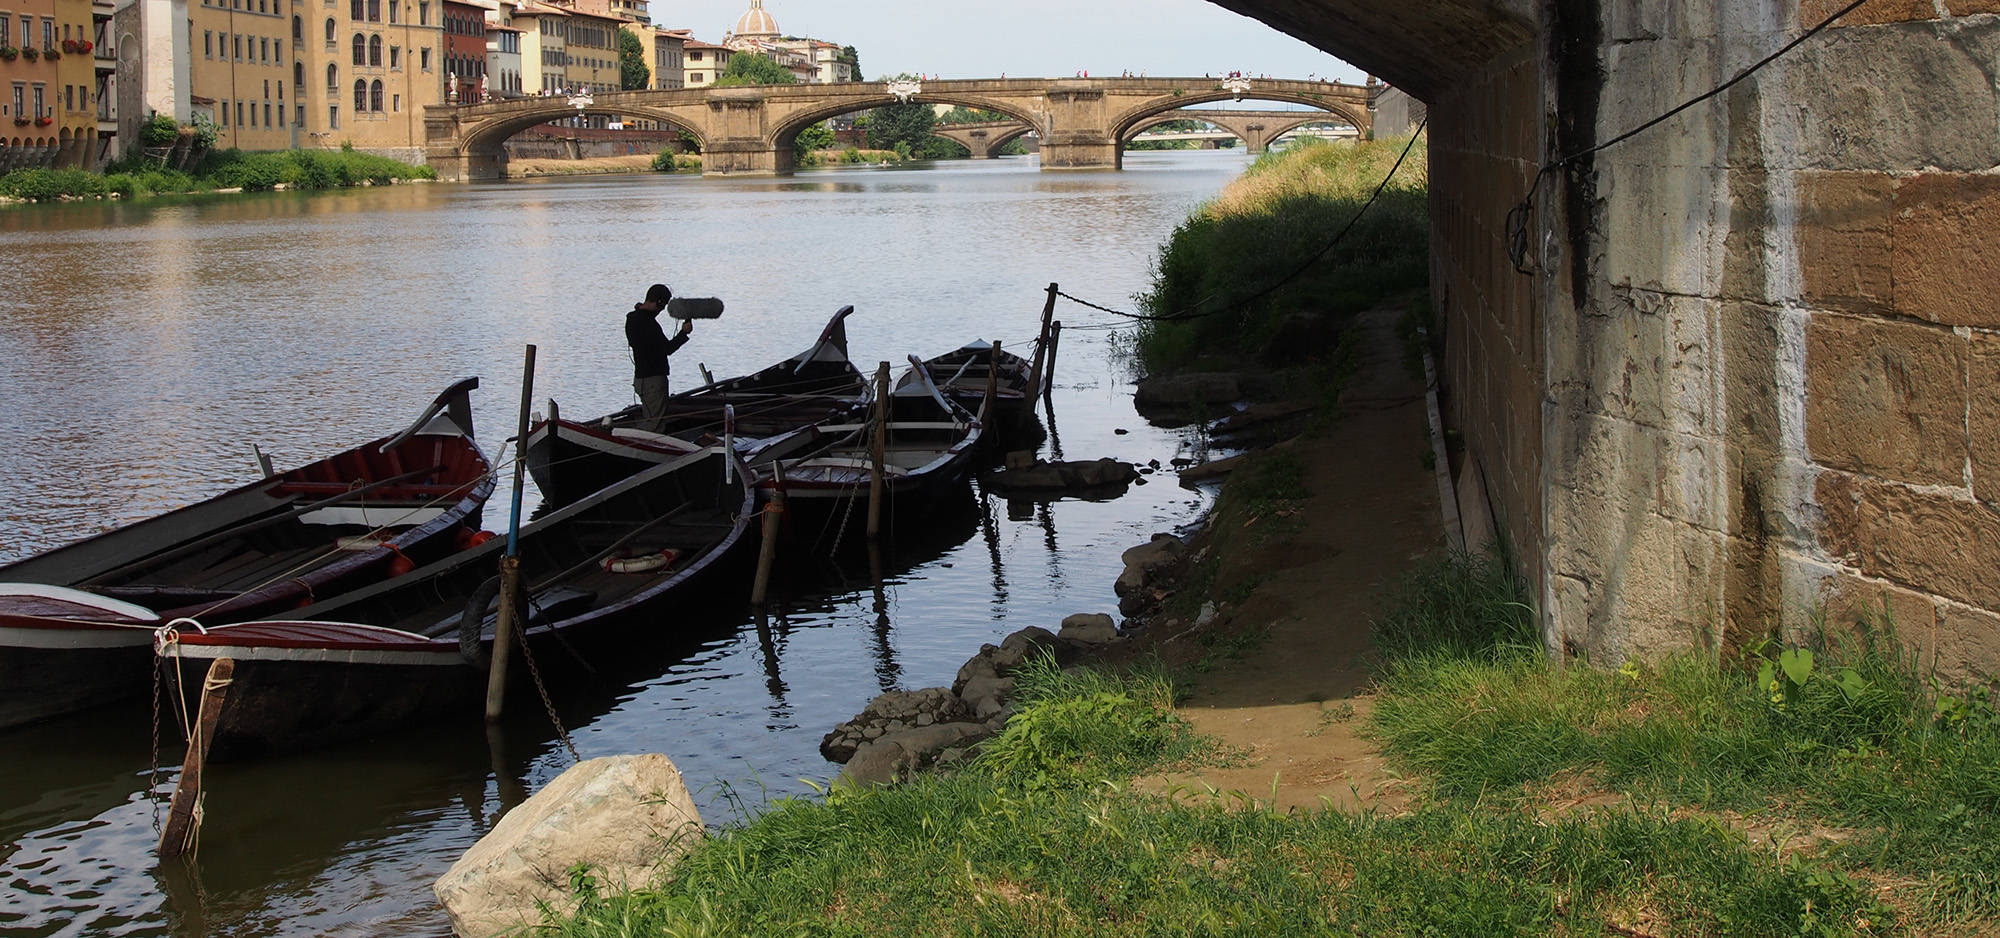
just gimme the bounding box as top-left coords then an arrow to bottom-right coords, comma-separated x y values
628,283 -> 693,431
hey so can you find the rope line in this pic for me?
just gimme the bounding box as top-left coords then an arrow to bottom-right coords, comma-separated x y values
1506,0 -> 1869,274
1050,119 -> 1429,323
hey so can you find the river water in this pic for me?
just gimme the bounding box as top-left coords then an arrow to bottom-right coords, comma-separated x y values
0,149 -> 1252,937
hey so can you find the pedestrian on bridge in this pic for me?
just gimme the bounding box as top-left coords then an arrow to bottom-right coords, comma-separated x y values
627,283 -> 693,431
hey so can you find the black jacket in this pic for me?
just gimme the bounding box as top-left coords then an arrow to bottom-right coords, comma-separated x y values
626,306 -> 690,380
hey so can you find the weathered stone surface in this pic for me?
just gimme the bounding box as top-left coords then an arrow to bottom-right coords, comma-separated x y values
435,754 -> 701,938
1893,174 -> 2000,328
1784,32 -> 2000,174
1133,373 -> 1241,410
1178,453 -> 1246,483
1946,0 -> 2000,13
1803,0 -> 1936,25
837,722 -> 993,788
1058,613 -> 1118,645
1805,313 -> 1968,487
1818,470 -> 2000,612
984,458 -> 1140,493
820,688 -> 973,763
1935,601 -> 2000,685
1797,171 -> 1894,313
957,673 -> 1015,720
1116,534 -> 1186,598
1972,332 -> 2000,505
952,652 -> 998,694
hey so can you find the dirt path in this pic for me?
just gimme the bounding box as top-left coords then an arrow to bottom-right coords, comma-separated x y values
1141,303 -> 1445,812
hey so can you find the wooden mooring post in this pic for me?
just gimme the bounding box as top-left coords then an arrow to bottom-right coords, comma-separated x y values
1042,322 -> 1062,406
487,344 -> 536,722
867,362 -> 890,539
751,461 -> 786,606
158,657 -> 235,859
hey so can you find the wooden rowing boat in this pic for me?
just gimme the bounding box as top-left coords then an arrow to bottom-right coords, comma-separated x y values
909,341 -> 1039,429
761,357 -> 983,537
523,306 -> 867,508
0,379 -> 495,728
158,447 -> 752,761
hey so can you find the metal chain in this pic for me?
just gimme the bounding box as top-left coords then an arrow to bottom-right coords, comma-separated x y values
149,653 -> 163,833
513,600 -> 580,763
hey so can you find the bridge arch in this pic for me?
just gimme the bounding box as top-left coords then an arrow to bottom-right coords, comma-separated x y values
1109,90 -> 1368,146
455,100 -> 708,162
766,93 -> 1047,160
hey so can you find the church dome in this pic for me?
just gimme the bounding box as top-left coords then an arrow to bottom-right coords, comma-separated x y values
733,0 -> 778,38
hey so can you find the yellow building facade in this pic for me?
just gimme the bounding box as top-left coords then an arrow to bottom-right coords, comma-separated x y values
0,0 -> 96,167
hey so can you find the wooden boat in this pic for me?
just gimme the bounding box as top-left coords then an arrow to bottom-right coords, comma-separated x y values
907,340 -> 1039,430
523,306 -> 867,508
157,447 -> 753,761
762,357 -> 983,538
0,379 -> 495,729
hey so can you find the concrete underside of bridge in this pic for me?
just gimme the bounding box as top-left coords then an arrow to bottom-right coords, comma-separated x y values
1208,0 -> 2000,678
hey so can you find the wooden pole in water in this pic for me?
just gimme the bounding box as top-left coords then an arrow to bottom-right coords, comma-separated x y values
1022,283 -> 1057,423
487,344 -> 536,723
867,361 -> 890,539
983,341 -> 1001,424
751,461 -> 786,606
1042,323 -> 1062,407
158,656 -> 234,859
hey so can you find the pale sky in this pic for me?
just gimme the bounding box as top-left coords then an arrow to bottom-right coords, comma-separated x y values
659,0 -> 1368,84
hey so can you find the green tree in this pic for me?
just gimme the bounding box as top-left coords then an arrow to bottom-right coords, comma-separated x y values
714,52 -> 795,86
793,121 -> 835,164
936,106 -> 1013,125
865,94 -> 935,153
842,45 -> 861,81
618,29 -> 650,90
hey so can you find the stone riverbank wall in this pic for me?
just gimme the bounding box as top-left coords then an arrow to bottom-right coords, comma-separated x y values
1213,0 -> 2000,678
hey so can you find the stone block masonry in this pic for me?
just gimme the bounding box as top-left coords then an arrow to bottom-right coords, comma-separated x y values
1211,0 -> 2000,681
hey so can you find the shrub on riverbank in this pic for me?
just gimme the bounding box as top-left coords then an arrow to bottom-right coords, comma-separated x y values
1132,136 -> 1429,373
649,151 -> 702,172
0,149 -> 434,202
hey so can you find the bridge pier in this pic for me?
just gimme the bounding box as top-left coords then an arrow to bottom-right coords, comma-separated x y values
1038,135 -> 1121,171
424,148 -> 506,182
701,140 -> 789,176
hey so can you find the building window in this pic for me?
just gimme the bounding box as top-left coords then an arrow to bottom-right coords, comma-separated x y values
0,17 -> 8,47
265,102 -> 272,125
387,0 -> 396,21
295,61 -> 304,87
41,17 -> 51,50
419,46 -> 429,70
204,29 -> 213,57
391,92 -> 398,111
329,104 -> 338,128
351,33 -> 364,64
353,78 -> 365,111
261,37 -> 269,62
233,34 -> 241,60
10,83 -> 22,118
293,15 -> 301,44
369,78 -> 382,111
296,103 -> 304,125
689,72 -> 700,83
366,0 -> 378,21
275,43 -> 281,64
418,1 -> 427,24
367,34 -> 380,65
63,84 -> 72,110
349,0 -> 361,18
388,44 -> 398,68
327,62 -> 337,90
237,100 -> 244,125
324,17 -> 334,45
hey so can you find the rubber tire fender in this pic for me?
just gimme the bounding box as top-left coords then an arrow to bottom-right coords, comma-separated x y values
459,575 -> 503,670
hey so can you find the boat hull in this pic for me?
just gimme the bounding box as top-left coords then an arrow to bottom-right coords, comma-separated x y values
0,626 -> 154,726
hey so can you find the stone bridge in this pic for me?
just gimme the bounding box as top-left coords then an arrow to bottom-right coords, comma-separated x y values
933,108 -> 1362,159
422,77 -> 1373,179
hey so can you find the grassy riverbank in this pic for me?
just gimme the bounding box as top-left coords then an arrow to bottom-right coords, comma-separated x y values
0,148 -> 434,202
543,551 -> 1944,936
1131,136 -> 1428,373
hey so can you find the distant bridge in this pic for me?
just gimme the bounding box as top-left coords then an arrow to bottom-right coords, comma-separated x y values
933,109 -> 1363,159
423,77 -> 1374,179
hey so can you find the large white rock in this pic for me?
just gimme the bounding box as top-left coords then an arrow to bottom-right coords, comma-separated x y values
434,754 -> 704,938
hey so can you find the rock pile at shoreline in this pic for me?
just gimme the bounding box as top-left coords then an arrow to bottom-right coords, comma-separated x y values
822,613 -> 1129,788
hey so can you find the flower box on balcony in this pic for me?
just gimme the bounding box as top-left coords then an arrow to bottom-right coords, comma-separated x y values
34,116 -> 52,126
0,46 -> 16,61
11,117 -> 28,126
43,48 -> 60,61
20,46 -> 39,61
79,39 -> 95,54
60,39 -> 77,53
